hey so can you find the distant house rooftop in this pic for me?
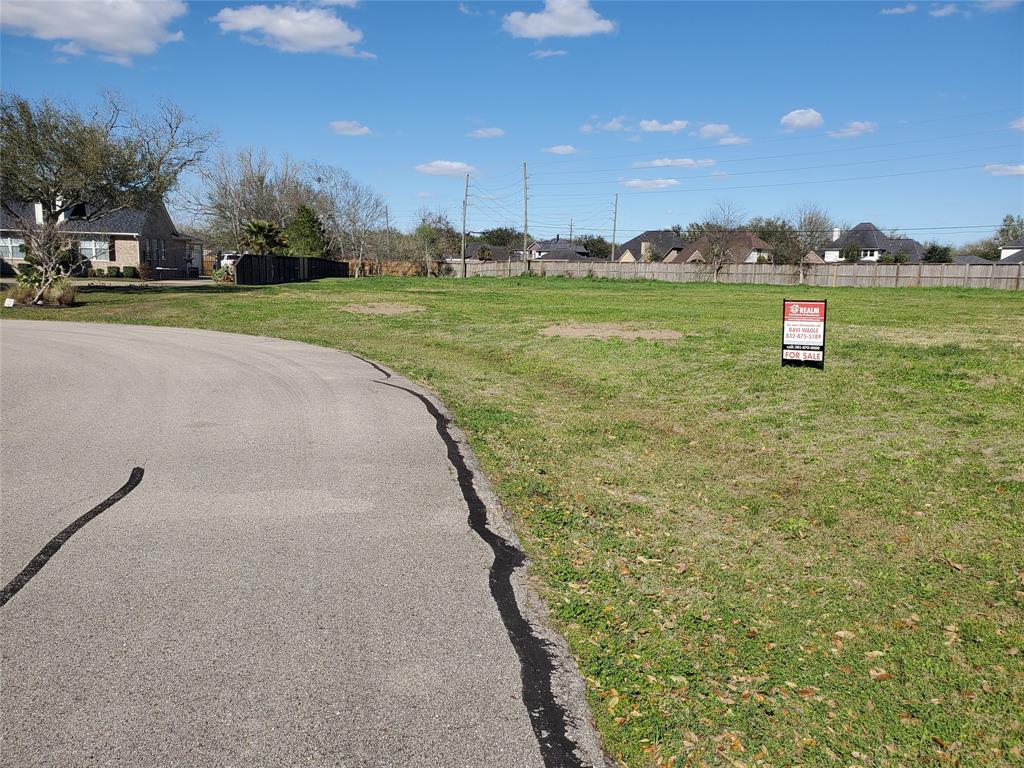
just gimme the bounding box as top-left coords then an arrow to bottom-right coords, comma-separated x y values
828,222 -> 925,263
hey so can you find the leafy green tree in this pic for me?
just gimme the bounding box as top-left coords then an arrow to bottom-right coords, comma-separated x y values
283,205 -> 328,257
840,243 -> 861,263
479,227 -> 523,249
922,242 -> 953,263
879,250 -> 909,264
673,222 -> 708,242
748,216 -> 801,265
414,209 -> 460,274
0,92 -> 211,302
996,213 -> 1024,244
955,237 -> 999,261
476,245 -> 493,262
576,234 -> 610,260
242,219 -> 285,255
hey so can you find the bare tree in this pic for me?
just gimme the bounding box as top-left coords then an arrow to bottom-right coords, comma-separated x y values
790,203 -> 835,284
700,200 -> 745,283
190,149 -> 323,252
1,92 -> 213,302
792,202 -> 835,253
414,209 -> 459,276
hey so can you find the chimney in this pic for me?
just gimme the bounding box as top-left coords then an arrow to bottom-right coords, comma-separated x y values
640,241 -> 652,260
832,227 -> 841,242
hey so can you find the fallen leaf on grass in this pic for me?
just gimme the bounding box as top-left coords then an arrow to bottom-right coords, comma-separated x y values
869,668 -> 893,681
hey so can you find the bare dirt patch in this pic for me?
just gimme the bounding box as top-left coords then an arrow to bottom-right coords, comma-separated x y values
340,303 -> 425,316
539,322 -> 683,341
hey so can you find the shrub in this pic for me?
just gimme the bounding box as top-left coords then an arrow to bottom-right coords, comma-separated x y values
122,265 -> 139,279
42,279 -> 76,306
211,266 -> 234,284
137,263 -> 152,280
16,262 -> 41,286
5,283 -> 35,305
105,265 -> 121,278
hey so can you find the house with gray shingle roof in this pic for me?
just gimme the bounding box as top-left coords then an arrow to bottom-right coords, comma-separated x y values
999,236 -> 1024,262
1,200 -> 201,278
822,223 -> 925,263
664,231 -> 774,264
526,235 -> 589,259
616,230 -> 688,262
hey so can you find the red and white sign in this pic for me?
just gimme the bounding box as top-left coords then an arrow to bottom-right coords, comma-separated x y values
782,300 -> 827,368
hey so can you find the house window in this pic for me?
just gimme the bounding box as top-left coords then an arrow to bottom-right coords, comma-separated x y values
80,239 -> 110,261
0,237 -> 25,259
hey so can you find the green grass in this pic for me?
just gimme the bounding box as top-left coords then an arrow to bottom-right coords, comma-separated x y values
3,277 -> 1023,766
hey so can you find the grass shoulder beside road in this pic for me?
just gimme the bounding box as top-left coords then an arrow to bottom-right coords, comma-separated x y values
3,277 -> 1022,766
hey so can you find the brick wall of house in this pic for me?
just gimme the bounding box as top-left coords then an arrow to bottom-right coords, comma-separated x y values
112,237 -> 141,266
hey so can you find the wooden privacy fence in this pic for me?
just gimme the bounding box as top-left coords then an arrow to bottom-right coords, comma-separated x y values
450,260 -> 1024,290
234,254 -> 349,285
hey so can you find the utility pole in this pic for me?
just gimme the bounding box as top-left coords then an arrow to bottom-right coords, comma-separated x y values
521,161 -> 528,277
460,173 -> 469,279
569,218 -> 573,248
610,193 -> 618,263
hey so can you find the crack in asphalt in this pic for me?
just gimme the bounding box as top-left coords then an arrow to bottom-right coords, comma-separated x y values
0,467 -> 145,609
368,366 -> 586,768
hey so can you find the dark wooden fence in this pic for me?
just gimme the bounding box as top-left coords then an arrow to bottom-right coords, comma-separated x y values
233,254 -> 349,285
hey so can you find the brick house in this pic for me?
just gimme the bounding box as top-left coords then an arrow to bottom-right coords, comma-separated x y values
1,201 -> 202,278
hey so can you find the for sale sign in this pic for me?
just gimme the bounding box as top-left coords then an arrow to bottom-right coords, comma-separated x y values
781,300 -> 827,369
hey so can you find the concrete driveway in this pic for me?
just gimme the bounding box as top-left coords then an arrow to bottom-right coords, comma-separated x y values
0,320 -> 604,768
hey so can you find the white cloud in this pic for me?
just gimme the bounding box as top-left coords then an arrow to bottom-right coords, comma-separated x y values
984,163 -> 1024,176
1010,117 -> 1024,131
212,5 -> 373,58
415,160 -> 477,176
416,191 -> 433,199
458,2 -> 479,15
544,144 -> 577,154
698,123 -> 731,138
638,119 -> 688,133
467,127 -> 505,138
529,48 -> 568,58
978,0 -> 1020,9
633,157 -> 714,168
317,0 -> 359,5
330,120 -> 371,136
929,3 -> 960,15
622,178 -> 679,190
0,0 -> 185,64
581,116 -> 626,133
503,0 -> 616,39
719,135 -> 750,145
880,3 -> 918,13
827,120 -> 879,139
780,108 -> 824,130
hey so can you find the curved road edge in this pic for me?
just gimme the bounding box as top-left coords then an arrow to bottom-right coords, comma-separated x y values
347,350 -> 611,768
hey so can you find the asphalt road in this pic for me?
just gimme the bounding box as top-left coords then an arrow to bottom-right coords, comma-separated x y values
0,320 -> 604,768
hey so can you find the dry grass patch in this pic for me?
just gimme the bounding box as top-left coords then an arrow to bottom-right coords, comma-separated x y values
340,302 -> 425,316
540,322 -> 684,341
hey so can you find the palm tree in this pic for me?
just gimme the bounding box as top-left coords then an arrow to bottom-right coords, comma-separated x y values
241,219 -> 284,255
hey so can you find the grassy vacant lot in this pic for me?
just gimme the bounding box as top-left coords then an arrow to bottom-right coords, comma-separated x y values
4,277 -> 1022,766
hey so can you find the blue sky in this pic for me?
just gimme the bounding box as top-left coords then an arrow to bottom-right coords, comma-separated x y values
2,0 -> 1022,244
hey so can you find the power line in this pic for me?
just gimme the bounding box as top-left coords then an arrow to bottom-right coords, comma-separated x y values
527,163 -> 1005,199
529,143 -> 1018,186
